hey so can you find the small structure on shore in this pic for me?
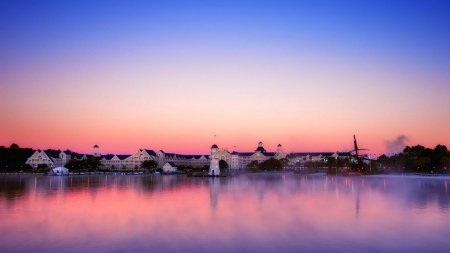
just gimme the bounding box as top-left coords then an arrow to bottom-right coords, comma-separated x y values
52,166 -> 69,175
162,162 -> 178,173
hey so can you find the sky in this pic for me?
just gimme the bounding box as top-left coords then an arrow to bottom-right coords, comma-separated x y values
1,0 -> 449,156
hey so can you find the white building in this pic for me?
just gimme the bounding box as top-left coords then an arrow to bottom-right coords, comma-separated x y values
162,162 -> 177,173
229,142 -> 287,170
25,150 -> 55,169
25,142 -> 349,171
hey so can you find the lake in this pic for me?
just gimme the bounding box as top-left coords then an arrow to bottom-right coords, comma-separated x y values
1,173 -> 449,253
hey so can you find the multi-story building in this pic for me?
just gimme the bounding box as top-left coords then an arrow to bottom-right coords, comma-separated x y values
25,143 -> 350,171
25,149 -> 72,170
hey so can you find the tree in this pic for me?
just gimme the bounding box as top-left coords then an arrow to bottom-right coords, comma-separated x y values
378,155 -> 395,171
415,157 -> 431,173
65,159 -> 84,171
369,160 -> 378,172
246,160 -> 259,169
260,158 -> 282,171
10,143 -> 19,149
441,156 -> 450,174
246,160 -> 260,173
37,164 -> 48,170
219,160 -> 229,172
394,155 -> 406,172
279,158 -> 289,168
65,158 -> 102,172
286,153 -> 297,160
304,161 -> 320,173
432,145 -> 448,172
85,157 -> 101,171
141,160 -> 158,171
422,157 -> 431,173
326,157 -> 336,168
0,144 -> 34,171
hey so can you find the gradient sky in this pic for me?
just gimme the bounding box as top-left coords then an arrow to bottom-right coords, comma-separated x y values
1,0 -> 449,155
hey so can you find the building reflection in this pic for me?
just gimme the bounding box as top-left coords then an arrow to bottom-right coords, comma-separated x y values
1,174 -> 450,213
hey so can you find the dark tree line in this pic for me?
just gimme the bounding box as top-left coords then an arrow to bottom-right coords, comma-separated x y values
65,157 -> 102,172
377,144 -> 450,173
140,160 -> 158,171
0,144 -> 34,171
246,158 -> 290,172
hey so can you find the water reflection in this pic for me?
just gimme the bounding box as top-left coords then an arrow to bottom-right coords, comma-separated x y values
0,174 -> 450,253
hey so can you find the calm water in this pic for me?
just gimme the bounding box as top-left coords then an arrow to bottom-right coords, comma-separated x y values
1,173 -> 450,253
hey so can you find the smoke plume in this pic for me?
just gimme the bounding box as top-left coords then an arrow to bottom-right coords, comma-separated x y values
385,135 -> 409,154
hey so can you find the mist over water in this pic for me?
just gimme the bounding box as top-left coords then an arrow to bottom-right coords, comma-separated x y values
1,174 -> 449,253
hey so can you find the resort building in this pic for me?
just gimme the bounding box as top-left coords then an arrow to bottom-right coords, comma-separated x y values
25,143 -> 350,171
25,149 -> 72,170
25,150 -> 55,169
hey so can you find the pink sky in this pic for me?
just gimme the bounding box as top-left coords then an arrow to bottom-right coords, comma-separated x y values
1,1 -> 449,156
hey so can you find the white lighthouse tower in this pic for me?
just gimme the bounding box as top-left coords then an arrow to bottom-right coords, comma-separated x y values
208,144 -> 220,176
91,145 -> 101,157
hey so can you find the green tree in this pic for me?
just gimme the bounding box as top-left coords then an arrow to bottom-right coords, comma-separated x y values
259,158 -> 282,171
246,160 -> 259,169
286,153 -> 297,159
304,161 -> 321,173
64,158 -> 101,172
369,160 -> 378,172
441,155 -> 450,174
141,160 -> 158,171
422,157 -> 431,173
37,164 -> 49,170
394,155 -> 406,172
279,158 -> 289,168
219,160 -> 229,173
0,144 -> 34,171
85,157 -> 101,171
432,145 -> 448,173
10,143 -> 19,150
65,159 -> 84,171
415,157 -> 431,173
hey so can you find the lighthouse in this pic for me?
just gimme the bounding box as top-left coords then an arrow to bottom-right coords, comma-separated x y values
208,144 -> 220,176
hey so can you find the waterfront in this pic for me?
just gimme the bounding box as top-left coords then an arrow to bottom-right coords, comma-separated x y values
1,174 -> 450,253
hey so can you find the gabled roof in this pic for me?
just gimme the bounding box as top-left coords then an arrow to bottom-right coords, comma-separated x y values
167,162 -> 177,167
143,149 -> 157,156
116,155 -> 131,160
43,150 -> 60,159
184,155 -> 206,159
255,147 -> 266,153
72,154 -> 85,159
231,152 -> 254,157
102,154 -> 115,160
293,152 -> 351,157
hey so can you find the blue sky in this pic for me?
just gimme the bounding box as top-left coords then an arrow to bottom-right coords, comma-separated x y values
1,0 -> 449,154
